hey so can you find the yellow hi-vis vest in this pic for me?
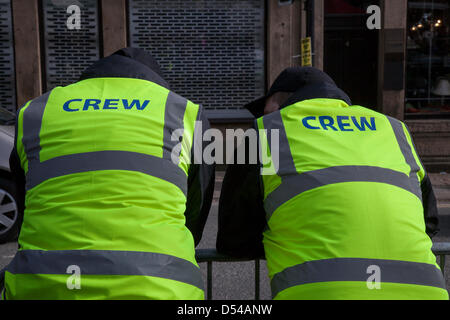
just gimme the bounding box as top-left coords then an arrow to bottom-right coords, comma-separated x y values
257,98 -> 448,300
3,77 -> 204,300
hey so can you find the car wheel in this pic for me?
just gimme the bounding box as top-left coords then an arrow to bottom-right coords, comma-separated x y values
0,177 -> 19,244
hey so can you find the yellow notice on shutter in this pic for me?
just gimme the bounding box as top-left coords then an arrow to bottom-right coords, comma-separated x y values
301,37 -> 312,67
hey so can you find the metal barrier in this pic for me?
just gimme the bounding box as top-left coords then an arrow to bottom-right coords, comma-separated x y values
196,242 -> 450,300
433,242 -> 450,276
196,249 -> 262,300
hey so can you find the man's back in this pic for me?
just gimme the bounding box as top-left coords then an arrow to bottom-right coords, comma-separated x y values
258,98 -> 447,299
3,48 -> 214,300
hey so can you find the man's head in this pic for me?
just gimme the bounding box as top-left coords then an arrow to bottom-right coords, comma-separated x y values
79,47 -> 169,88
264,91 -> 292,115
246,67 -> 352,117
113,47 -> 166,80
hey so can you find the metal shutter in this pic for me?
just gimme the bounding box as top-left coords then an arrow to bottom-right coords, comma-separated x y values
0,0 -> 16,112
128,0 -> 265,114
42,0 -> 100,91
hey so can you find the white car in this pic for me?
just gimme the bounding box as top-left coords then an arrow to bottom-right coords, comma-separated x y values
0,107 -> 19,244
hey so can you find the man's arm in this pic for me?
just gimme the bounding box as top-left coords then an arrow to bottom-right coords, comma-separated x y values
184,108 -> 215,247
216,133 -> 266,259
403,123 -> 439,238
421,175 -> 439,238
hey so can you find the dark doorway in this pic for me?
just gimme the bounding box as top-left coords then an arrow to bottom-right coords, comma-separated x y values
324,0 -> 379,109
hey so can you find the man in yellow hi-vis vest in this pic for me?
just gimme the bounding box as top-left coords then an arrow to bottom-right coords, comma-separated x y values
217,67 -> 448,300
1,48 -> 215,300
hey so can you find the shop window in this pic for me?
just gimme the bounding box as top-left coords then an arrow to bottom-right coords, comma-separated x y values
325,0 -> 371,14
406,0 -> 450,118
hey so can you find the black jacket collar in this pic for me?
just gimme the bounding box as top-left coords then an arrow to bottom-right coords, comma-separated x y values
280,82 -> 352,110
79,54 -> 169,89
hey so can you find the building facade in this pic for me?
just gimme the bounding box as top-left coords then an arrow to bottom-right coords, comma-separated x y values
0,0 -> 449,201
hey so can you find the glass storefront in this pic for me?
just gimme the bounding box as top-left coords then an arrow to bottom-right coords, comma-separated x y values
0,0 -> 15,113
406,0 -> 450,117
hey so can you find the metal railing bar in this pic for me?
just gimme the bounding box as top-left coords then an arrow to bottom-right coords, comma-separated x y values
197,249 -> 263,300
196,248 -> 261,263
255,259 -> 260,300
197,243 -> 450,263
432,242 -> 450,255
196,242 -> 450,300
207,261 -> 212,300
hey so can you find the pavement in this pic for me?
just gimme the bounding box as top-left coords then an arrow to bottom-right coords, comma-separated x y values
1,204 -> 449,300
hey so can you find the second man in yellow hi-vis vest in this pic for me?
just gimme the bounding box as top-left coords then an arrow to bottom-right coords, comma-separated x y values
217,67 -> 448,300
1,47 -> 215,299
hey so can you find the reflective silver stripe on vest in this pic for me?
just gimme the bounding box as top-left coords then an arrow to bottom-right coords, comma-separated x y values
21,90 -> 189,194
6,249 -> 204,291
26,151 -> 188,195
263,111 -> 296,176
386,116 -> 422,202
271,258 -> 446,298
163,91 -> 189,165
264,165 -> 422,220
262,113 -> 423,220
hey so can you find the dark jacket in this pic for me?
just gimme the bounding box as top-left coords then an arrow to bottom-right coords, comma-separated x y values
216,80 -> 440,259
9,48 -> 215,246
